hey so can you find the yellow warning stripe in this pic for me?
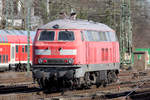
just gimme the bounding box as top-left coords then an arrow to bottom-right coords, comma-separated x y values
0,43 -> 10,45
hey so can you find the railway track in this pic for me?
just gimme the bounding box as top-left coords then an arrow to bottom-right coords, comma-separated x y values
0,70 -> 150,100
0,82 -> 40,94
0,72 -> 33,85
36,70 -> 150,100
40,79 -> 150,99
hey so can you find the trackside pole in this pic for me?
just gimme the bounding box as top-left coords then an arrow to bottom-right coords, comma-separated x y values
25,0 -> 33,75
27,7 -> 30,73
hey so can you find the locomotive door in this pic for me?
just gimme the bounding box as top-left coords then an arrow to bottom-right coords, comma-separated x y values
11,44 -> 15,63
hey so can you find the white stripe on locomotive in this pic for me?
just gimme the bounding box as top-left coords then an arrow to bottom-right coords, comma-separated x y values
60,49 -> 77,55
35,49 -> 51,55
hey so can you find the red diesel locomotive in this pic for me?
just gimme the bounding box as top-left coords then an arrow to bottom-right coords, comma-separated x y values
32,19 -> 120,89
0,30 -> 35,71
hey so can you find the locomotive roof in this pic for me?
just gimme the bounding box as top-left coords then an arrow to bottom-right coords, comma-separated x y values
0,30 -> 36,43
40,19 -> 114,32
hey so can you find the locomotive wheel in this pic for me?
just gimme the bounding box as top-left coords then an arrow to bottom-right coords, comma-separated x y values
37,78 -> 46,89
84,73 -> 92,89
96,72 -> 101,88
107,71 -> 117,83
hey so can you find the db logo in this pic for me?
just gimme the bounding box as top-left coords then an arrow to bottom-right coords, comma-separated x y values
52,49 -> 59,55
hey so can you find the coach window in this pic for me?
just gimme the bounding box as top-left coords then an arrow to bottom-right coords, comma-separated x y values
25,45 -> 27,52
16,45 -> 18,53
6,55 -> 8,63
38,31 -> 55,41
0,55 -> 1,63
58,31 -> 74,41
3,55 -> 5,63
22,45 -> 24,53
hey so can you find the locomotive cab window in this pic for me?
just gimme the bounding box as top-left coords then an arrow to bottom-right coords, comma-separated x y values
58,31 -> 74,41
38,31 -> 55,41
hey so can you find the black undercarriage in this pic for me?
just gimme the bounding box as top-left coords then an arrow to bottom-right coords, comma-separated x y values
32,66 -> 119,91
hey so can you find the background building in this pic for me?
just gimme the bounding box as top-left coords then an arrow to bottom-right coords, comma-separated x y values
0,0 -> 44,30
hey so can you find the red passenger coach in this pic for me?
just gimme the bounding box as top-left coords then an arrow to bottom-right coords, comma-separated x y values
32,19 -> 120,89
0,30 -> 35,71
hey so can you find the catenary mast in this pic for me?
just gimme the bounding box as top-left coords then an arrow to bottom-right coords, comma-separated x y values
120,0 -> 132,67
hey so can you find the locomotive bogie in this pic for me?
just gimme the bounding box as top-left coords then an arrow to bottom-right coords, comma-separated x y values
32,64 -> 119,89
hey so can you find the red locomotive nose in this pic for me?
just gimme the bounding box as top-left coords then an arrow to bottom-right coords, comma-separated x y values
43,59 -> 47,63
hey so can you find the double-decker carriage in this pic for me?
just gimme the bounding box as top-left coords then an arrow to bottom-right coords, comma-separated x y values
32,19 -> 120,90
0,30 -> 35,71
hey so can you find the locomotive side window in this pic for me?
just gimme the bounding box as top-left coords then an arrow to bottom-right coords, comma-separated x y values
108,32 -> 117,41
93,31 -> 101,41
84,31 -> 109,41
87,31 -> 93,41
103,32 -> 107,41
39,31 -> 55,41
99,32 -> 103,41
16,45 -> 18,53
105,32 -> 111,41
84,31 -> 93,41
58,31 -> 74,41
99,32 -> 107,41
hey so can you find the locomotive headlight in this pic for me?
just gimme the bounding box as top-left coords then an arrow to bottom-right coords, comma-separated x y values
38,58 -> 43,64
68,59 -> 74,64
